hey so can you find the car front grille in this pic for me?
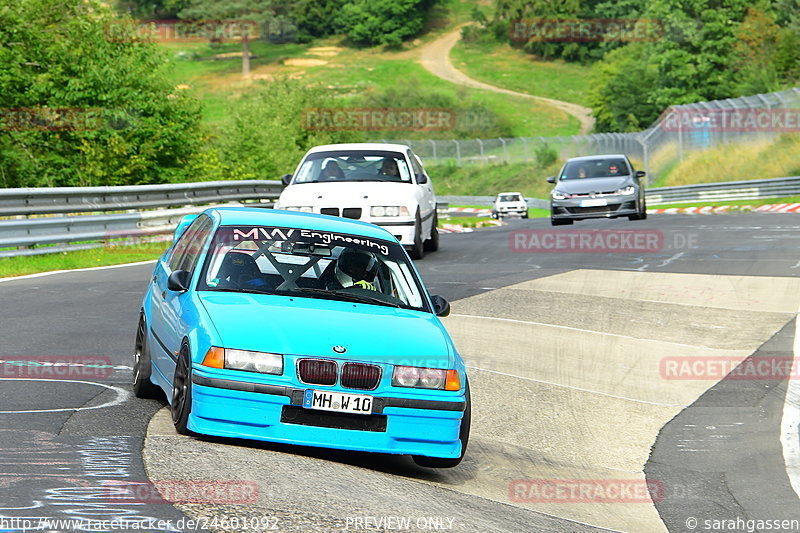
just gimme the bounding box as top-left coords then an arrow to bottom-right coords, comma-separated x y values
340,363 -> 381,390
281,406 -> 387,432
298,359 -> 337,385
567,204 -> 621,215
342,208 -> 362,220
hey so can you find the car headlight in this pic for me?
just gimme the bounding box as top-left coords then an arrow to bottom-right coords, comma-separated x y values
284,206 -> 314,213
392,366 -> 461,390
370,206 -> 410,217
552,191 -> 567,200
615,186 -> 636,195
202,347 -> 283,375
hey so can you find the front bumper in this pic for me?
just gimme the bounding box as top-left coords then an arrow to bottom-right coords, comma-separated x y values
550,196 -> 639,220
495,206 -> 527,215
371,219 -> 416,246
188,370 -> 466,459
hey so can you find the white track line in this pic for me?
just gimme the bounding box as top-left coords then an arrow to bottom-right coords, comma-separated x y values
781,312 -> 800,498
451,313 -> 726,351
0,379 -> 131,414
0,260 -> 156,284
467,365 -> 686,407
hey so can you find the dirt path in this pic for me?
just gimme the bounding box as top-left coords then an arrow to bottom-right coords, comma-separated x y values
418,26 -> 595,134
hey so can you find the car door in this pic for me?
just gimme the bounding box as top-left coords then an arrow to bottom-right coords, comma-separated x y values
409,151 -> 436,232
150,215 -> 214,380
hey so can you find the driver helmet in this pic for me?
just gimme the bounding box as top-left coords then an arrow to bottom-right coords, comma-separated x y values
335,249 -> 378,287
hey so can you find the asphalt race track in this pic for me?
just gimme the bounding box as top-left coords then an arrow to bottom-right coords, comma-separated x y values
2,213 -> 800,532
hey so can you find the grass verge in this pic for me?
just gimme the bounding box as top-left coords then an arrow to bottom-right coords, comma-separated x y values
0,242 -> 169,278
450,39 -> 592,107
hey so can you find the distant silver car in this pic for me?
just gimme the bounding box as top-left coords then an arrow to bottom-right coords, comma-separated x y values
547,154 -> 647,226
491,192 -> 528,219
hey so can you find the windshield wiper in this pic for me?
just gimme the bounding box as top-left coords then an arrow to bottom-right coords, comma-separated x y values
205,287 -> 275,295
289,288 -> 401,308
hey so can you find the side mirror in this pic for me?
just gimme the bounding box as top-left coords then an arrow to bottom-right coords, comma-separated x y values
635,170 -> 646,178
416,173 -> 428,184
546,176 -> 556,184
430,294 -> 450,317
167,270 -> 190,293
281,174 -> 293,186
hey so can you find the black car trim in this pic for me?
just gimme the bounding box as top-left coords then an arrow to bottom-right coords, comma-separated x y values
373,220 -> 415,227
151,330 -> 178,362
192,374 -> 466,412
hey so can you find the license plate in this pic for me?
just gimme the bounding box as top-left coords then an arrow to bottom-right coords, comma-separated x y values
580,198 -> 607,207
303,389 -> 373,415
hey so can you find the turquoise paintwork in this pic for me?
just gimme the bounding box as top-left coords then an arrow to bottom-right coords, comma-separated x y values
141,207 -> 467,460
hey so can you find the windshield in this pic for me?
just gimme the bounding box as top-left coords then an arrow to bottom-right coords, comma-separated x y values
561,159 -> 631,180
292,150 -> 412,184
198,225 -> 428,311
498,194 -> 522,202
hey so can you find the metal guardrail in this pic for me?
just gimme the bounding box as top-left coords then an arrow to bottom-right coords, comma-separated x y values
0,181 -> 281,258
645,176 -> 800,205
0,180 -> 282,217
443,176 -> 800,209
1,176 -> 796,258
439,195 -> 550,209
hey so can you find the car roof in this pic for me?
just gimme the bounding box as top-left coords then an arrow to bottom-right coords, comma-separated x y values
306,143 -> 411,154
497,191 -> 523,196
565,154 -> 629,162
205,207 -> 397,241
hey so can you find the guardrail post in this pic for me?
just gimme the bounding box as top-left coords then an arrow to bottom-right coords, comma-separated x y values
499,138 -> 508,163
521,137 -> 529,162
429,139 -> 437,165
453,140 -> 461,166
477,139 -> 484,164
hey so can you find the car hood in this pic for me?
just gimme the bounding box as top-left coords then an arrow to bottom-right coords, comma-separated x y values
198,292 -> 453,367
279,181 -> 417,207
555,176 -> 633,194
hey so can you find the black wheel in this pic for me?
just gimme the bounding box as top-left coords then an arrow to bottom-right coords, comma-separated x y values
629,200 -> 647,221
408,214 -> 424,260
171,344 -> 193,435
413,381 -> 471,469
423,214 -> 439,252
522,211 -> 529,219
551,218 -> 573,226
133,314 -> 160,399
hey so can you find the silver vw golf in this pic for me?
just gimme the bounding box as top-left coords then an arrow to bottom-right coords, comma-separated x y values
547,154 -> 647,226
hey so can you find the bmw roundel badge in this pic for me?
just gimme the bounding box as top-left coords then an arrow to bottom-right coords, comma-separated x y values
332,345 -> 346,354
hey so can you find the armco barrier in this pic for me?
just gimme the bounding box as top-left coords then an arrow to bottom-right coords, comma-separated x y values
0,181 -> 281,257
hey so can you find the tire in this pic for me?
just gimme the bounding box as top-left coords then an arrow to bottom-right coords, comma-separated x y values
522,211 -> 529,219
629,200 -> 647,221
413,381 -> 471,469
423,214 -> 439,252
551,218 -> 573,226
133,314 -> 160,399
171,343 -> 193,435
408,214 -> 424,260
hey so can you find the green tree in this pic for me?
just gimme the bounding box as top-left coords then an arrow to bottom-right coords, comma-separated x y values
337,0 -> 438,47
179,0 -> 279,75
214,79 -> 364,180
0,0 -> 203,187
